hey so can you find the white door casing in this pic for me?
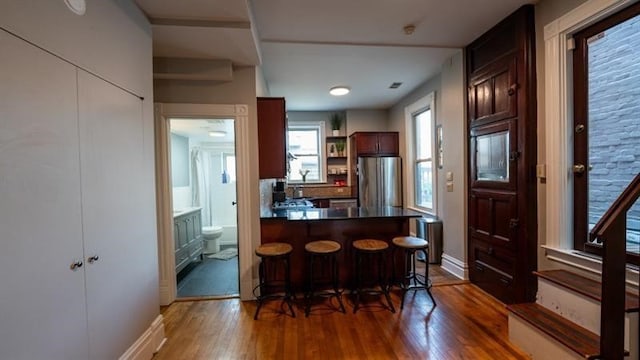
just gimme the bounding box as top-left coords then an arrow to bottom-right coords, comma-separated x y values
155,103 -> 253,304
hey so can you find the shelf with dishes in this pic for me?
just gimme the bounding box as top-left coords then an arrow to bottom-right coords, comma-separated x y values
326,136 -> 348,187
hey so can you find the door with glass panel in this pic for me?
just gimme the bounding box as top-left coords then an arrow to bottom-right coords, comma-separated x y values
572,2 -> 640,264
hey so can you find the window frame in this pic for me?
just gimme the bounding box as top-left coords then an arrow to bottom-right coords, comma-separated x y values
405,93 -> 436,214
543,0 -> 640,273
572,1 -> 640,264
286,121 -> 326,184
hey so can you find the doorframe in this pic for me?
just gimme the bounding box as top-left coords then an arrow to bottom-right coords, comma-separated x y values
154,103 -> 252,304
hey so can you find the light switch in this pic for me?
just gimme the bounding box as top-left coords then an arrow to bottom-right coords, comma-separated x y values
446,181 -> 454,192
446,171 -> 453,181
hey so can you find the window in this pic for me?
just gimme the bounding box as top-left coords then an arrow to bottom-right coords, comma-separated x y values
414,109 -> 434,210
287,122 -> 324,183
221,153 -> 236,183
405,93 -> 436,213
573,2 -> 640,262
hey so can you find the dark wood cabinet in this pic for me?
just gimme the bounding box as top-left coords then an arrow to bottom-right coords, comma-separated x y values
350,132 -> 399,157
257,97 -> 287,179
466,5 -> 537,304
349,131 -> 399,203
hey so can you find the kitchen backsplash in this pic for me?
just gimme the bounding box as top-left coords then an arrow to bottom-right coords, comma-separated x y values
285,184 -> 354,198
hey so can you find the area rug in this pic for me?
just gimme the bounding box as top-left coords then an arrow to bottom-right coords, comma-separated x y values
207,247 -> 238,260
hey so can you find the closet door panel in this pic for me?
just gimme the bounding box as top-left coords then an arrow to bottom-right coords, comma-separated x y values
0,30 -> 89,359
77,70 -> 148,359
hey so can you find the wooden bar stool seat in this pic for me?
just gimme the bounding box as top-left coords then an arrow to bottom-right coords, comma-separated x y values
253,242 -> 295,320
304,240 -> 345,316
392,236 -> 436,310
352,239 -> 395,313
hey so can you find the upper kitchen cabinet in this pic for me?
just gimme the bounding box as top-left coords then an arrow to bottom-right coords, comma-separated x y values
257,97 -> 287,179
350,132 -> 399,157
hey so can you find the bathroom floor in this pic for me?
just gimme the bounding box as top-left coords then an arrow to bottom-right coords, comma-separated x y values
177,247 -> 239,298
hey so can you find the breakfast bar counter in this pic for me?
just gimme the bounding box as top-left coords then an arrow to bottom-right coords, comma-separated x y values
259,206 -> 423,291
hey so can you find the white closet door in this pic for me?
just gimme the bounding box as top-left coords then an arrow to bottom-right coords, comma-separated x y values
0,31 -> 89,359
77,70 -> 149,359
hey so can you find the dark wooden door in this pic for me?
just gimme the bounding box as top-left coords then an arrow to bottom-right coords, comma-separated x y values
466,5 -> 537,304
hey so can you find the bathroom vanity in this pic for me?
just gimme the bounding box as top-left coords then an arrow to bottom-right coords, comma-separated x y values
173,208 -> 203,274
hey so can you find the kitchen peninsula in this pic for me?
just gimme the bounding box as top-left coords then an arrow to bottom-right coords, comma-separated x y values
260,206 -> 423,290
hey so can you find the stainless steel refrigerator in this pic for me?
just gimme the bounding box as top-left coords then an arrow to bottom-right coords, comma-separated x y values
357,156 -> 402,207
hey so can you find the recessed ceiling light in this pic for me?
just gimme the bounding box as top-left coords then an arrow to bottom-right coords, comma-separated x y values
208,130 -> 226,137
330,86 -> 350,96
64,0 -> 86,15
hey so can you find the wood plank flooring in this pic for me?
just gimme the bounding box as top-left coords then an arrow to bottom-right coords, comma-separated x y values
153,284 -> 529,359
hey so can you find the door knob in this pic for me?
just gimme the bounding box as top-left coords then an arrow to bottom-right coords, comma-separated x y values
70,260 -> 83,271
573,164 -> 586,174
88,255 -> 99,264
232,201 -> 237,206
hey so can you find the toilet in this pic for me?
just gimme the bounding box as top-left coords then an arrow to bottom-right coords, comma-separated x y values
202,226 -> 223,254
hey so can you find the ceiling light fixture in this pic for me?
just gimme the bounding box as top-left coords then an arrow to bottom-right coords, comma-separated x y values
208,130 -> 227,137
64,0 -> 86,15
329,86 -> 350,96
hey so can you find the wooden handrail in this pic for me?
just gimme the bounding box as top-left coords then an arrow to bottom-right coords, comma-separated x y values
589,172 -> 640,359
590,173 -> 640,242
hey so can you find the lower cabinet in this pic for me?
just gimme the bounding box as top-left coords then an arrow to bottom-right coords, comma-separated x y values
174,209 -> 203,274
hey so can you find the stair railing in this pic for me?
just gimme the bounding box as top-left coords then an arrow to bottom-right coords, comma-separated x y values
589,173 -> 640,359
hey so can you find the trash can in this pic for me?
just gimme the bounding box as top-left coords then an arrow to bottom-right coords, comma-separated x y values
415,216 -> 443,264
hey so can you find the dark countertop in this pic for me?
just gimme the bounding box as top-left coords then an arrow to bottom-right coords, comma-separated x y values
260,206 -> 425,220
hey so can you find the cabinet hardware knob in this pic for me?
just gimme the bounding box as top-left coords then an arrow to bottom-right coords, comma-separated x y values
232,201 -> 237,206
487,247 -> 494,255
88,255 -> 99,263
509,218 -> 519,229
508,83 -> 518,96
575,124 -> 585,133
70,260 -> 83,270
573,164 -> 586,174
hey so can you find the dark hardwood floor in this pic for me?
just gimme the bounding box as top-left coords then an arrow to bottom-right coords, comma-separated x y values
154,283 -> 529,359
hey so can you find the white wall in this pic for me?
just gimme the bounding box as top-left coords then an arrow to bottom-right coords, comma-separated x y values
0,0 -> 159,356
389,51 -> 467,276
346,109 -> 389,133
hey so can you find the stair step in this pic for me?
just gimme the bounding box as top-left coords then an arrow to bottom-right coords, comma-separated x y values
534,270 -> 639,312
508,303 -> 601,359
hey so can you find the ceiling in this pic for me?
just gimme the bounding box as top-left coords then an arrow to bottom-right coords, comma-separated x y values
135,0 -> 535,111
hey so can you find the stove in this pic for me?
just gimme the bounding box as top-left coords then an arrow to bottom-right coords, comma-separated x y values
272,199 -> 315,210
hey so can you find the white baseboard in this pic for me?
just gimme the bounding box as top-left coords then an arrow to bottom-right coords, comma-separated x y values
119,315 -> 166,360
441,253 -> 468,280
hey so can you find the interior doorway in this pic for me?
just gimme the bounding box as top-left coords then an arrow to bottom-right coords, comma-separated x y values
169,118 -> 239,298
155,103 -> 253,306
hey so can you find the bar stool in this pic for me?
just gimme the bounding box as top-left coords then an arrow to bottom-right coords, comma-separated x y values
304,240 -> 345,317
253,242 -> 296,320
352,239 -> 395,313
392,236 -> 436,310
